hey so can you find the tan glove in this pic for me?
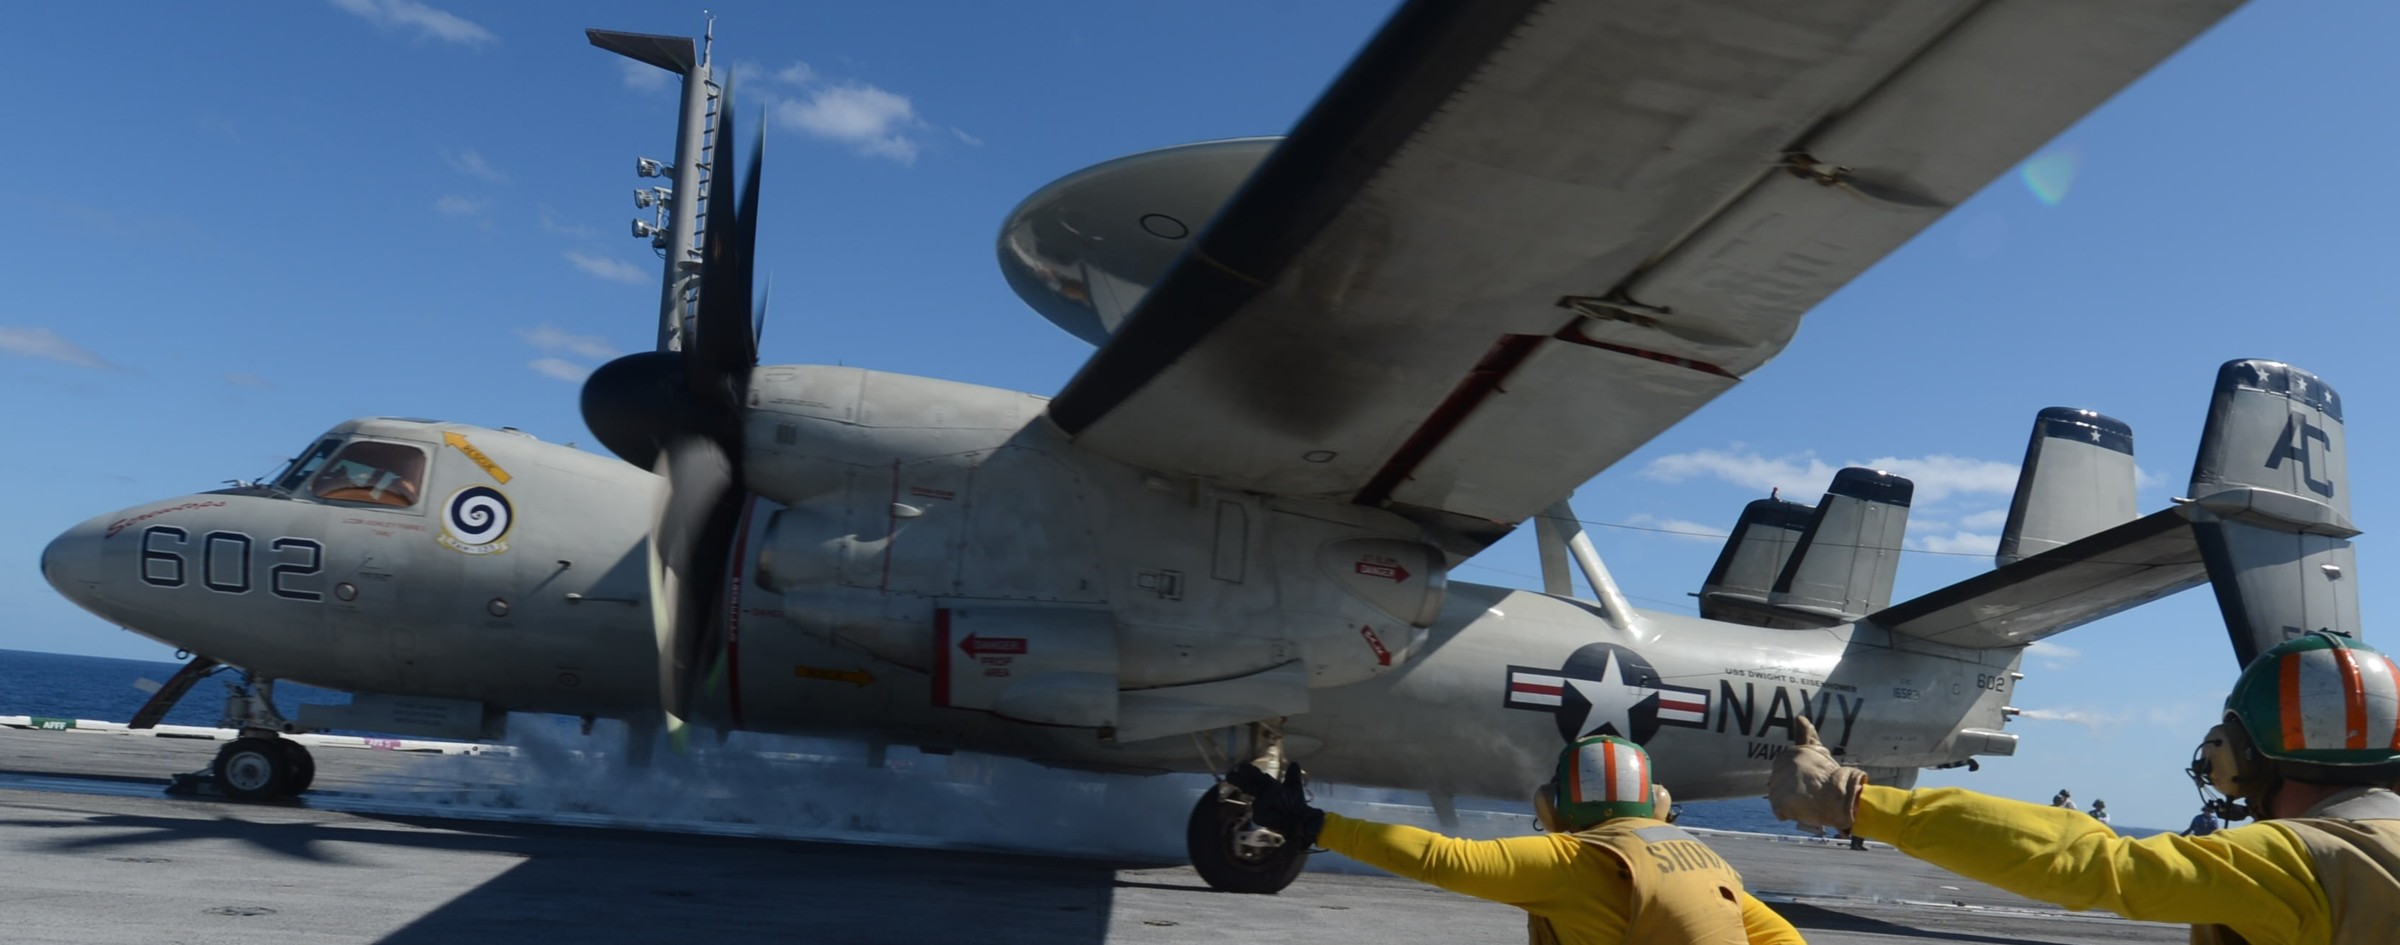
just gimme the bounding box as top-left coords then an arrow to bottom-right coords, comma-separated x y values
1767,717 -> 1867,835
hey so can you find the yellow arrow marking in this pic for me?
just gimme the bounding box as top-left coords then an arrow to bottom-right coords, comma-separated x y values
442,431 -> 512,485
793,665 -> 875,687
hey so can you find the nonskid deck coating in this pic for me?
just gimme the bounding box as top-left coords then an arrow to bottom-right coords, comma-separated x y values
0,724 -> 2183,945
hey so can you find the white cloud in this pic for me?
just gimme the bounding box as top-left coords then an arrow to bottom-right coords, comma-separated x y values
444,148 -> 505,182
2026,640 -> 2080,669
520,325 -> 618,360
537,206 -> 596,239
529,358 -> 591,382
0,326 -> 115,370
1913,531 -> 1999,555
328,0 -> 495,47
619,59 -> 675,92
564,251 -> 649,285
775,62 -> 816,85
1961,508 -> 2011,530
1642,449 -> 2019,504
1624,513 -> 1726,543
434,194 -> 487,216
774,83 -> 924,164
224,372 -> 273,389
951,127 -> 984,147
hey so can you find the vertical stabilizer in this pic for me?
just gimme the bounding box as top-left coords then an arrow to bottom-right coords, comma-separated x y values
2187,359 -> 2359,666
1996,408 -> 2138,567
1769,468 -> 1914,622
1697,497 -> 1814,626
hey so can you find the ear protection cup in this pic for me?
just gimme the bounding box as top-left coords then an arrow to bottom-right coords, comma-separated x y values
1533,781 -> 1564,833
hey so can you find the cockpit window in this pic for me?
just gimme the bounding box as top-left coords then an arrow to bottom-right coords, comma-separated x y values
273,438 -> 342,493
309,441 -> 428,508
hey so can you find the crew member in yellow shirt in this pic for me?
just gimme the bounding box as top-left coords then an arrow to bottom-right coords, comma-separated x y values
1229,734 -> 1803,945
1767,631 -> 2400,945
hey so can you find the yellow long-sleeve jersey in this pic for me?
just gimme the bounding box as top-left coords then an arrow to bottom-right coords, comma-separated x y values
1316,812 -> 1805,945
1852,785 -> 2329,944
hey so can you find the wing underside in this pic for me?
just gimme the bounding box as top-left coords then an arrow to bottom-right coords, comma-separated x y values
1047,0 -> 2240,553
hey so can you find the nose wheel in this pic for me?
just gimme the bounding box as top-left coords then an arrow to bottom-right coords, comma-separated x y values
209,737 -> 315,801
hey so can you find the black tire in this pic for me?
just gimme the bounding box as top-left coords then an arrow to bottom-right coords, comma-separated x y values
212,738 -> 290,801
1186,781 -> 1310,894
279,741 -> 316,795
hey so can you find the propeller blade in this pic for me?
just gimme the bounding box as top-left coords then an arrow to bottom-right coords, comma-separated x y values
647,435 -> 740,733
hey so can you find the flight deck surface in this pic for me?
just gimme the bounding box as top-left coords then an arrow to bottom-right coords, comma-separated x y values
0,726 -> 2181,945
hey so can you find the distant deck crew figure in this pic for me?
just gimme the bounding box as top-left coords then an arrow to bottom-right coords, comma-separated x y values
2185,807 -> 2224,837
2052,789 -> 2076,810
1231,735 -> 1802,945
2090,799 -> 2110,825
1770,631 -> 2400,945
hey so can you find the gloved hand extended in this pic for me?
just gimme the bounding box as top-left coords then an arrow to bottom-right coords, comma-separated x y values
1227,763 -> 1325,847
1767,717 -> 1867,835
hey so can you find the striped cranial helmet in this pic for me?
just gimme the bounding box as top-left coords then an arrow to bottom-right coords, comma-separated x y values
2224,631 -> 2400,782
1548,734 -> 1658,830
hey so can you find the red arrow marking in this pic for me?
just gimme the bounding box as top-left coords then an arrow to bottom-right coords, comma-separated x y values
1355,560 -> 1411,583
959,634 -> 1028,656
1360,625 -> 1392,666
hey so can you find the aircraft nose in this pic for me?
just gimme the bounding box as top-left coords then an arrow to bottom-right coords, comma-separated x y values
40,515 -> 107,603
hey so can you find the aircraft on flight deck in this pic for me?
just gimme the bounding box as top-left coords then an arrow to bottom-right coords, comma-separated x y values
39,0 -> 2363,894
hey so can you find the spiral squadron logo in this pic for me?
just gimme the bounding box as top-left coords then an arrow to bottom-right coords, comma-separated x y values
438,486 -> 514,556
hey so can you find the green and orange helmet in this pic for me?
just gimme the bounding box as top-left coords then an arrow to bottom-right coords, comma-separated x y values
2224,631 -> 2400,783
1545,735 -> 1661,830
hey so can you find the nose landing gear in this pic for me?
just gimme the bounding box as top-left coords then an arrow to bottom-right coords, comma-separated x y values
163,671 -> 320,801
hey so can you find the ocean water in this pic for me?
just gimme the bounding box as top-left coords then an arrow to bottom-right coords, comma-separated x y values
0,647 -> 351,728
0,648 -> 2151,840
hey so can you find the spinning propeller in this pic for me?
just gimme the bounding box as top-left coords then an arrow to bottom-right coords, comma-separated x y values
579,89 -> 765,738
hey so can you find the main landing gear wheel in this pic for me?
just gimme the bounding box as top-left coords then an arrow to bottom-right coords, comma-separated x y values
1187,780 -> 1310,894
211,737 -> 310,801
278,740 -> 316,794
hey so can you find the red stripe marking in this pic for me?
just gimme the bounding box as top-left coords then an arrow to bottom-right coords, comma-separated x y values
1601,740 -> 1619,802
1553,322 -> 1739,378
2280,653 -> 2307,751
1511,683 -> 1565,696
932,608 -> 953,707
724,495 -> 759,729
1353,334 -> 1545,507
2335,646 -> 2368,749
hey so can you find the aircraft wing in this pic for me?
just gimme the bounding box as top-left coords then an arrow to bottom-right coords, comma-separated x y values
1865,507 -> 2207,650
1046,0 -> 2240,552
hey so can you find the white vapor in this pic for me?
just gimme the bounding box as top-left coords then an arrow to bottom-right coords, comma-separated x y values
2027,640 -> 2081,669
564,251 -> 648,285
328,0 -> 495,47
2015,707 -> 2123,730
1642,449 -> 2019,504
0,325 -> 116,370
528,358 -> 590,383
520,325 -> 617,360
774,83 -> 924,164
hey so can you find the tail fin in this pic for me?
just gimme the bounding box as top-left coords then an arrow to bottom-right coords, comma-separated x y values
2188,359 -> 2359,665
1697,497 -> 1814,627
1997,408 -> 2138,567
1769,468 -> 1913,623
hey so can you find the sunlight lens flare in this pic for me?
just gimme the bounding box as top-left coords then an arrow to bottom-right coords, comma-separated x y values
2019,146 -> 2080,206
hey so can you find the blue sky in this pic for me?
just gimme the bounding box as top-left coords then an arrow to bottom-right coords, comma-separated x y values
4,0 -> 2397,828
